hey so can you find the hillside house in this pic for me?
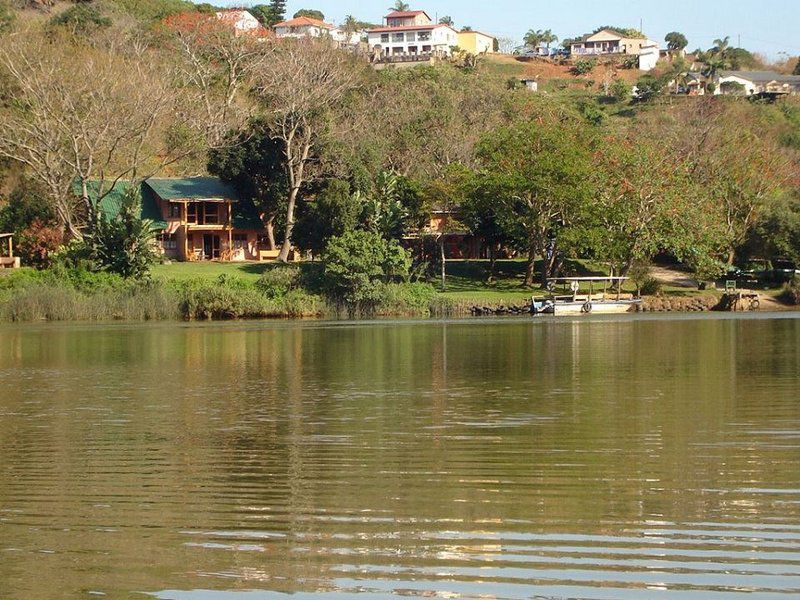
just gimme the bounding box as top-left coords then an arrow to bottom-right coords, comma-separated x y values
84,178 -> 266,262
457,30 -> 496,54
570,29 -> 660,71
367,9 -> 458,61
273,15 -> 361,45
716,71 -> 800,96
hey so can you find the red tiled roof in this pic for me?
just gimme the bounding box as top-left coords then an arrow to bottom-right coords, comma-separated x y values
368,24 -> 454,34
274,16 -> 335,29
385,10 -> 430,19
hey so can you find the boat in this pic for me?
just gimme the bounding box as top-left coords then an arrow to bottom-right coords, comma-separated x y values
532,276 -> 642,316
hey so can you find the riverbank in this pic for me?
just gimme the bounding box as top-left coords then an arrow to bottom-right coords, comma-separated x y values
1,261 -> 797,322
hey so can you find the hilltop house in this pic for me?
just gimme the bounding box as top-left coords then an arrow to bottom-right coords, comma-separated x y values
457,30 -> 496,54
569,28 -> 660,71
367,9 -> 458,61
273,16 -> 361,46
84,178 -> 267,262
716,71 -> 800,96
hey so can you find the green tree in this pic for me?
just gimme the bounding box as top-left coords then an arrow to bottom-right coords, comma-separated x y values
794,58 -> 800,76
250,1 -> 287,27
610,78 -> 632,102
293,179 -> 362,256
0,178 -> 56,234
293,9 -> 325,20
89,187 -> 158,279
322,230 -> 411,304
49,4 -> 112,36
438,16 -> 453,26
207,123 -> 288,251
523,29 -> 543,48
664,31 -> 688,52
635,74 -> 665,101
473,117 -> 596,286
390,1 -> 410,11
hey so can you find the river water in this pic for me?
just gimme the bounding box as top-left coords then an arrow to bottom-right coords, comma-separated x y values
1,314 -> 799,599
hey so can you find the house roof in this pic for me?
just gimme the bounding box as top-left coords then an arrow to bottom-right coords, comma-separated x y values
385,10 -> 430,19
719,70 -> 800,84
75,180 -> 167,230
368,24 -> 455,34
274,16 -> 335,29
458,30 -> 496,40
144,177 -> 240,202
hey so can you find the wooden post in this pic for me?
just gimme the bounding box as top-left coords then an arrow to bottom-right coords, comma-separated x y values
7,236 -> 11,259
182,203 -> 189,261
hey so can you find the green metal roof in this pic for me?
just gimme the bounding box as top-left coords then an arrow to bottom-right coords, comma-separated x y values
143,177 -> 240,202
74,180 -> 167,230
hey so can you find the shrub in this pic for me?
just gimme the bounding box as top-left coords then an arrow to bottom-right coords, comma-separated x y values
88,187 -> 159,279
321,230 -> 411,305
635,74 -> 665,102
610,78 -> 632,102
571,58 -> 596,75
780,276 -> 800,305
639,276 -> 662,296
256,265 -> 302,299
16,219 -> 63,268
49,4 -> 112,35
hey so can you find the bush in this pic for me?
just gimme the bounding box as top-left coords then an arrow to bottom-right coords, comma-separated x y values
16,219 -> 63,268
635,74 -> 665,102
88,187 -> 159,279
321,230 -> 411,305
610,78 -> 632,102
49,4 -> 112,35
639,277 -> 662,296
571,58 -> 596,75
780,277 -> 800,305
256,265 -> 302,299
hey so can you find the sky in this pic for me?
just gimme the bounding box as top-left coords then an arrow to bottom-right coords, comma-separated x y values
217,0 -> 800,60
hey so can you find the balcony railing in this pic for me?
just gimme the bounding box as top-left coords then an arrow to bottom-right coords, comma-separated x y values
572,47 -> 621,56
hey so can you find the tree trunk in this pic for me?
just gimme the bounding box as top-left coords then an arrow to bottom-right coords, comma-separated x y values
265,216 -> 276,251
439,235 -> 446,291
524,237 -> 537,287
487,243 -> 496,284
278,186 -> 299,262
726,248 -> 736,266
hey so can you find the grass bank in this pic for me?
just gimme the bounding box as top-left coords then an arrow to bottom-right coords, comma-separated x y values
2,260 -> 794,323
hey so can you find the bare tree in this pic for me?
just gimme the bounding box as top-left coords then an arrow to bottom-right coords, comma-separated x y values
252,38 -> 367,262
0,30 -> 202,237
164,12 -> 269,149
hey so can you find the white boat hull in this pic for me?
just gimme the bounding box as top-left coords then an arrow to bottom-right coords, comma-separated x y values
534,299 -> 641,316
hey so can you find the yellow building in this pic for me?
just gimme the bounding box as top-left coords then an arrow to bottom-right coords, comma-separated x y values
457,30 -> 496,54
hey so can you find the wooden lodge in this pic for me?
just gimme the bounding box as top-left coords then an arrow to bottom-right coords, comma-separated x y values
86,178 -> 268,262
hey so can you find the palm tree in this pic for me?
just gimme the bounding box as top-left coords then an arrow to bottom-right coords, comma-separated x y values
540,29 -> 558,49
342,14 -> 359,35
438,15 -> 453,26
523,29 -> 543,48
390,1 -> 410,11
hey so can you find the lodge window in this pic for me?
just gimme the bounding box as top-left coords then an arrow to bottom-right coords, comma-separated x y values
406,32 -> 415,42
157,233 -> 177,250
233,234 -> 248,249
186,202 -> 221,225
392,33 -> 404,42
380,34 -> 389,43
418,32 -> 430,41
169,203 -> 181,218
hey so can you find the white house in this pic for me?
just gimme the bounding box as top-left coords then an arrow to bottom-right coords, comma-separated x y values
215,9 -> 270,37
273,15 -> 361,46
570,28 -> 660,71
274,15 -> 337,38
716,71 -> 800,96
367,10 -> 458,59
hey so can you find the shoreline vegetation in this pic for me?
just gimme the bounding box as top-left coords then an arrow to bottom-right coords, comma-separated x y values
1,261 -> 797,323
